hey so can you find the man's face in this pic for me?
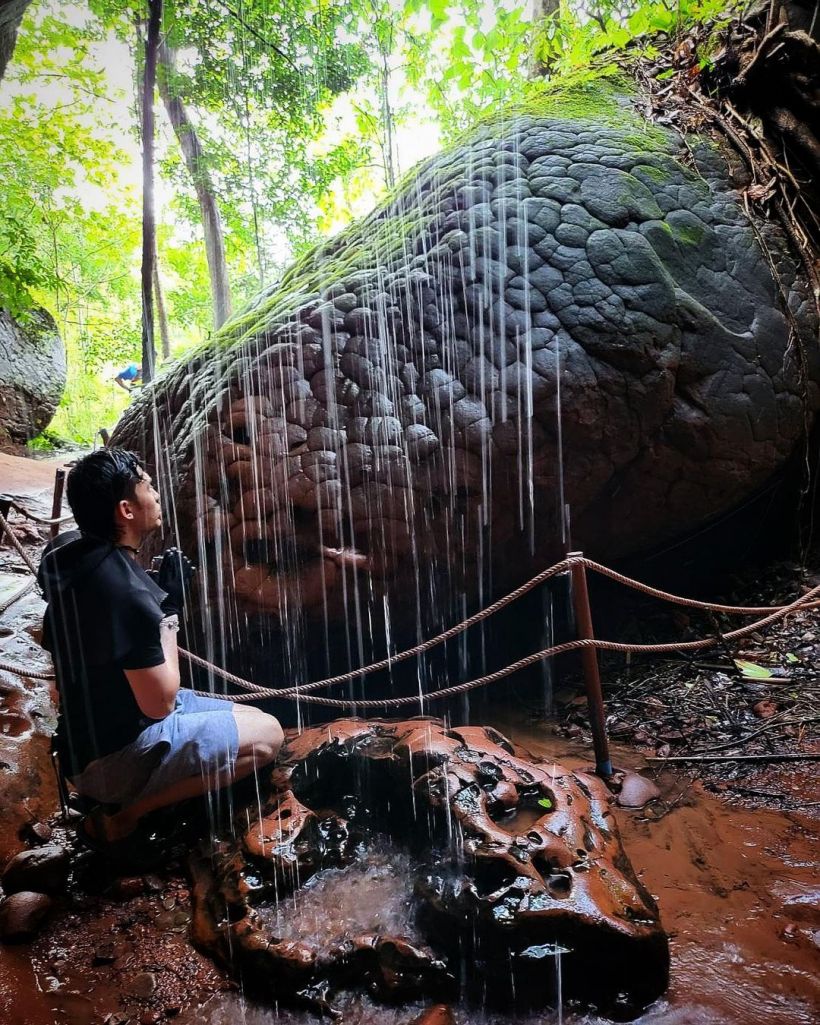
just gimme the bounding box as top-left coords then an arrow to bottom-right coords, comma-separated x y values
129,468 -> 162,535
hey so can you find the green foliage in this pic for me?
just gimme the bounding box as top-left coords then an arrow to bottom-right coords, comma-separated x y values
0,8 -> 145,366
734,659 -> 774,680
532,0 -> 741,83
7,0 -> 743,446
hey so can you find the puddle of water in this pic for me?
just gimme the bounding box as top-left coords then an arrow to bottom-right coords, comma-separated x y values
255,840 -> 420,948
492,804 -> 545,834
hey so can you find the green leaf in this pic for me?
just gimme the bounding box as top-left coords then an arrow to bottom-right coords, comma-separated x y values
733,660 -> 774,680
538,797 -> 553,810
785,653 -> 799,664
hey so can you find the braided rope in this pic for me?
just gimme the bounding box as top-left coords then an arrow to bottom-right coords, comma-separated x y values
0,577 -> 35,616
1,495 -> 73,527
179,557 -> 820,701
180,558 -> 574,696
189,585 -> 820,709
0,509 -> 40,576
0,506 -> 817,705
0,658 -> 55,681
582,558 -> 800,614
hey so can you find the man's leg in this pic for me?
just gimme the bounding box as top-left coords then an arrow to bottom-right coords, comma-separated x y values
90,706 -> 283,843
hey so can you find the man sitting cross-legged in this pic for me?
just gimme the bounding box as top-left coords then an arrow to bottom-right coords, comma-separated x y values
38,448 -> 283,848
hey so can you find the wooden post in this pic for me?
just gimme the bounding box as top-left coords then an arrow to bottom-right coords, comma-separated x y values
50,468 -> 66,539
568,551 -> 613,777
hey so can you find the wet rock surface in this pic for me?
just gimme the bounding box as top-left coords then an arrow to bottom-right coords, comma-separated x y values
0,890 -> 52,942
0,307 -> 66,447
113,88 -> 818,671
1,844 -> 70,894
191,718 -> 669,1017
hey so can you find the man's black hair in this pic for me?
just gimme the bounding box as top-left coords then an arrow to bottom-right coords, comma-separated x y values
66,448 -> 144,542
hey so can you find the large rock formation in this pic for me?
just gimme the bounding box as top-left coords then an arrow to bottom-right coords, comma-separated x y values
0,0 -> 30,84
0,307 -> 66,447
113,84 -> 818,673
191,718 -> 669,1017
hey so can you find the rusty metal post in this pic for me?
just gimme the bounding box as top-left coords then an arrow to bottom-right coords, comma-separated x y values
50,468 -> 66,539
568,551 -> 613,777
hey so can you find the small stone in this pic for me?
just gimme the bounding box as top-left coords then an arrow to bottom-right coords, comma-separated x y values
1,845 -> 70,895
114,877 -> 145,900
411,1006 -> 455,1025
140,1011 -> 162,1025
127,972 -> 157,999
91,941 -> 121,966
21,821 -> 53,845
617,773 -> 662,809
0,891 -> 53,941
753,699 -> 778,719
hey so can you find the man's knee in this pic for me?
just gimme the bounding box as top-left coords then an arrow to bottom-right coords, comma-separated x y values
241,711 -> 283,767
260,714 -> 284,764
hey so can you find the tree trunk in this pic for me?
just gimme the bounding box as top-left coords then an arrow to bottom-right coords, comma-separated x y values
157,40 -> 232,330
0,0 -> 31,84
376,35 -> 396,190
153,243 -> 171,360
528,0 -> 560,78
139,0 -> 162,384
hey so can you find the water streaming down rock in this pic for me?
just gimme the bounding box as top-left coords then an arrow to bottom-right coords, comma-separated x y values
189,719 -> 669,1018
112,82 -> 818,705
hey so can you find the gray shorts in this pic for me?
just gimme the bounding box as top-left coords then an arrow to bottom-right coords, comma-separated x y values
70,689 -> 239,807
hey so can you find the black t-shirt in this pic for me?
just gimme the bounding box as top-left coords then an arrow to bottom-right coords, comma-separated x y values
38,532 -> 169,777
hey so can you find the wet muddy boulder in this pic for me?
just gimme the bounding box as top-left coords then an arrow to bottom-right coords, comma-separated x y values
190,719 -> 669,1017
0,890 -> 52,942
1,844 -> 70,895
0,307 -> 66,446
113,83 -> 818,659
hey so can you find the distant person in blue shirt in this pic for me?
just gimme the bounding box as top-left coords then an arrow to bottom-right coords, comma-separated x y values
114,363 -> 142,392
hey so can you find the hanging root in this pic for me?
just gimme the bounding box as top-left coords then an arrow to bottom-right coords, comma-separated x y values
635,0 -> 820,316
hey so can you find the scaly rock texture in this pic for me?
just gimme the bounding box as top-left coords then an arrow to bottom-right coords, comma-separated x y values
190,718 -> 669,1016
0,307 -> 66,446
0,0 -> 31,84
113,85 -> 818,663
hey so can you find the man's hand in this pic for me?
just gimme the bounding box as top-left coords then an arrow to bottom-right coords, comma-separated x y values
150,547 -> 196,616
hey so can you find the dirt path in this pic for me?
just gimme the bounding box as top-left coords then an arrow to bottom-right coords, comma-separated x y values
0,452 -> 70,499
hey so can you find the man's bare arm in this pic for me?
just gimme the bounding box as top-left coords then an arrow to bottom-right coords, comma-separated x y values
124,622 -> 180,719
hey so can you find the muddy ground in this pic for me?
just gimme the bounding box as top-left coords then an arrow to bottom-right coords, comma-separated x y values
0,453 -> 818,1024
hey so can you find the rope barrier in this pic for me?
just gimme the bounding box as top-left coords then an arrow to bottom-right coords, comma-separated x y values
0,508 -> 40,576
178,560 -> 820,703
0,506 -> 817,705
0,496 -> 74,527
0,657 -> 56,681
186,584 -> 820,709
180,558 -> 575,696
0,578 -> 35,616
